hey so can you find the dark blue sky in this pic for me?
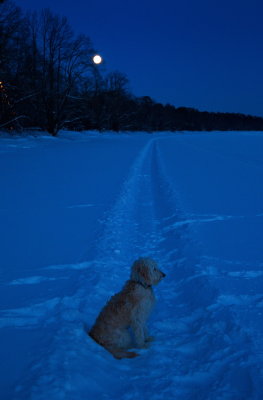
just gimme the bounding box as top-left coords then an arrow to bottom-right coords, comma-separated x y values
15,0 -> 263,116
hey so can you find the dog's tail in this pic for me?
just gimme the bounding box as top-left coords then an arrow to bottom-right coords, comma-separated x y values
86,325 -> 139,360
91,337 -> 139,360
110,349 -> 139,360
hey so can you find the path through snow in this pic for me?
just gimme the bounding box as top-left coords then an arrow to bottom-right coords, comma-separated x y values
11,136 -> 262,400
1,133 -> 262,399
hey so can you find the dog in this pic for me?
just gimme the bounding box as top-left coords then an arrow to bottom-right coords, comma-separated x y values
89,257 -> 165,359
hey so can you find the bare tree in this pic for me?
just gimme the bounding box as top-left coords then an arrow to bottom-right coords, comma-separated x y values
104,71 -> 130,131
33,9 -> 94,135
0,0 -> 28,129
0,1 -> 23,76
105,71 -> 129,94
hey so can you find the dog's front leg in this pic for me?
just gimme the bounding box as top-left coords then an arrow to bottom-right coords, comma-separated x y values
143,326 -> 155,343
131,319 -> 147,348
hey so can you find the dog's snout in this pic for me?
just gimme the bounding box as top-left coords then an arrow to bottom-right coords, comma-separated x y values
161,272 -> 166,278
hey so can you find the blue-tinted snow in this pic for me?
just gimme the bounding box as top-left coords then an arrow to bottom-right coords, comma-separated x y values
0,130 -> 262,399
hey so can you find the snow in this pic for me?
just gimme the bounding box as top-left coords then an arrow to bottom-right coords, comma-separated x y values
0,130 -> 263,399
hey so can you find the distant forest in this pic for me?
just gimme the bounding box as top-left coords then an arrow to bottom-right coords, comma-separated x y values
1,0 -> 263,135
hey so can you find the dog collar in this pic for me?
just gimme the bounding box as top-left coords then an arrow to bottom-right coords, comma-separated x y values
133,280 -> 152,289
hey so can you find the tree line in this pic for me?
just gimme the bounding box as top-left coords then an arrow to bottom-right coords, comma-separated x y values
1,0 -> 263,135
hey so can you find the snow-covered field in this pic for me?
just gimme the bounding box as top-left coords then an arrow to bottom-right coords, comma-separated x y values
0,130 -> 263,399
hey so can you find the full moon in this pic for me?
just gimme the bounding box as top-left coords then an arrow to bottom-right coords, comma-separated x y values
93,55 -> 102,64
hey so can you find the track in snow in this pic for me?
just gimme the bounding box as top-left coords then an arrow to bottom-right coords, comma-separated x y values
15,138 -> 262,400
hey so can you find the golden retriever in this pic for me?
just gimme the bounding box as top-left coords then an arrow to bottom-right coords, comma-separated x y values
89,257 -> 165,359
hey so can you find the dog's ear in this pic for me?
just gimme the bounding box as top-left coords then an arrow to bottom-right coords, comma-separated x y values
131,259 -> 151,286
138,265 -> 151,286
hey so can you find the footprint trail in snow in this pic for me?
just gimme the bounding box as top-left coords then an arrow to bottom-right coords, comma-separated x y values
14,137 -> 263,400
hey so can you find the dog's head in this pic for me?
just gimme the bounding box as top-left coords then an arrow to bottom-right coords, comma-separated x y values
131,257 -> 165,287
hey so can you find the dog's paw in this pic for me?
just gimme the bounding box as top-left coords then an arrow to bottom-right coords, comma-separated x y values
113,350 -> 139,359
145,336 -> 155,343
140,341 -> 152,349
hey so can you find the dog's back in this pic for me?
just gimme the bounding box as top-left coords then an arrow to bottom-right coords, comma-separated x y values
89,280 -> 143,359
90,280 -> 141,337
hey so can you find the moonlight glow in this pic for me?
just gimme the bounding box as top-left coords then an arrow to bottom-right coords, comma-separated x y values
93,55 -> 102,64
